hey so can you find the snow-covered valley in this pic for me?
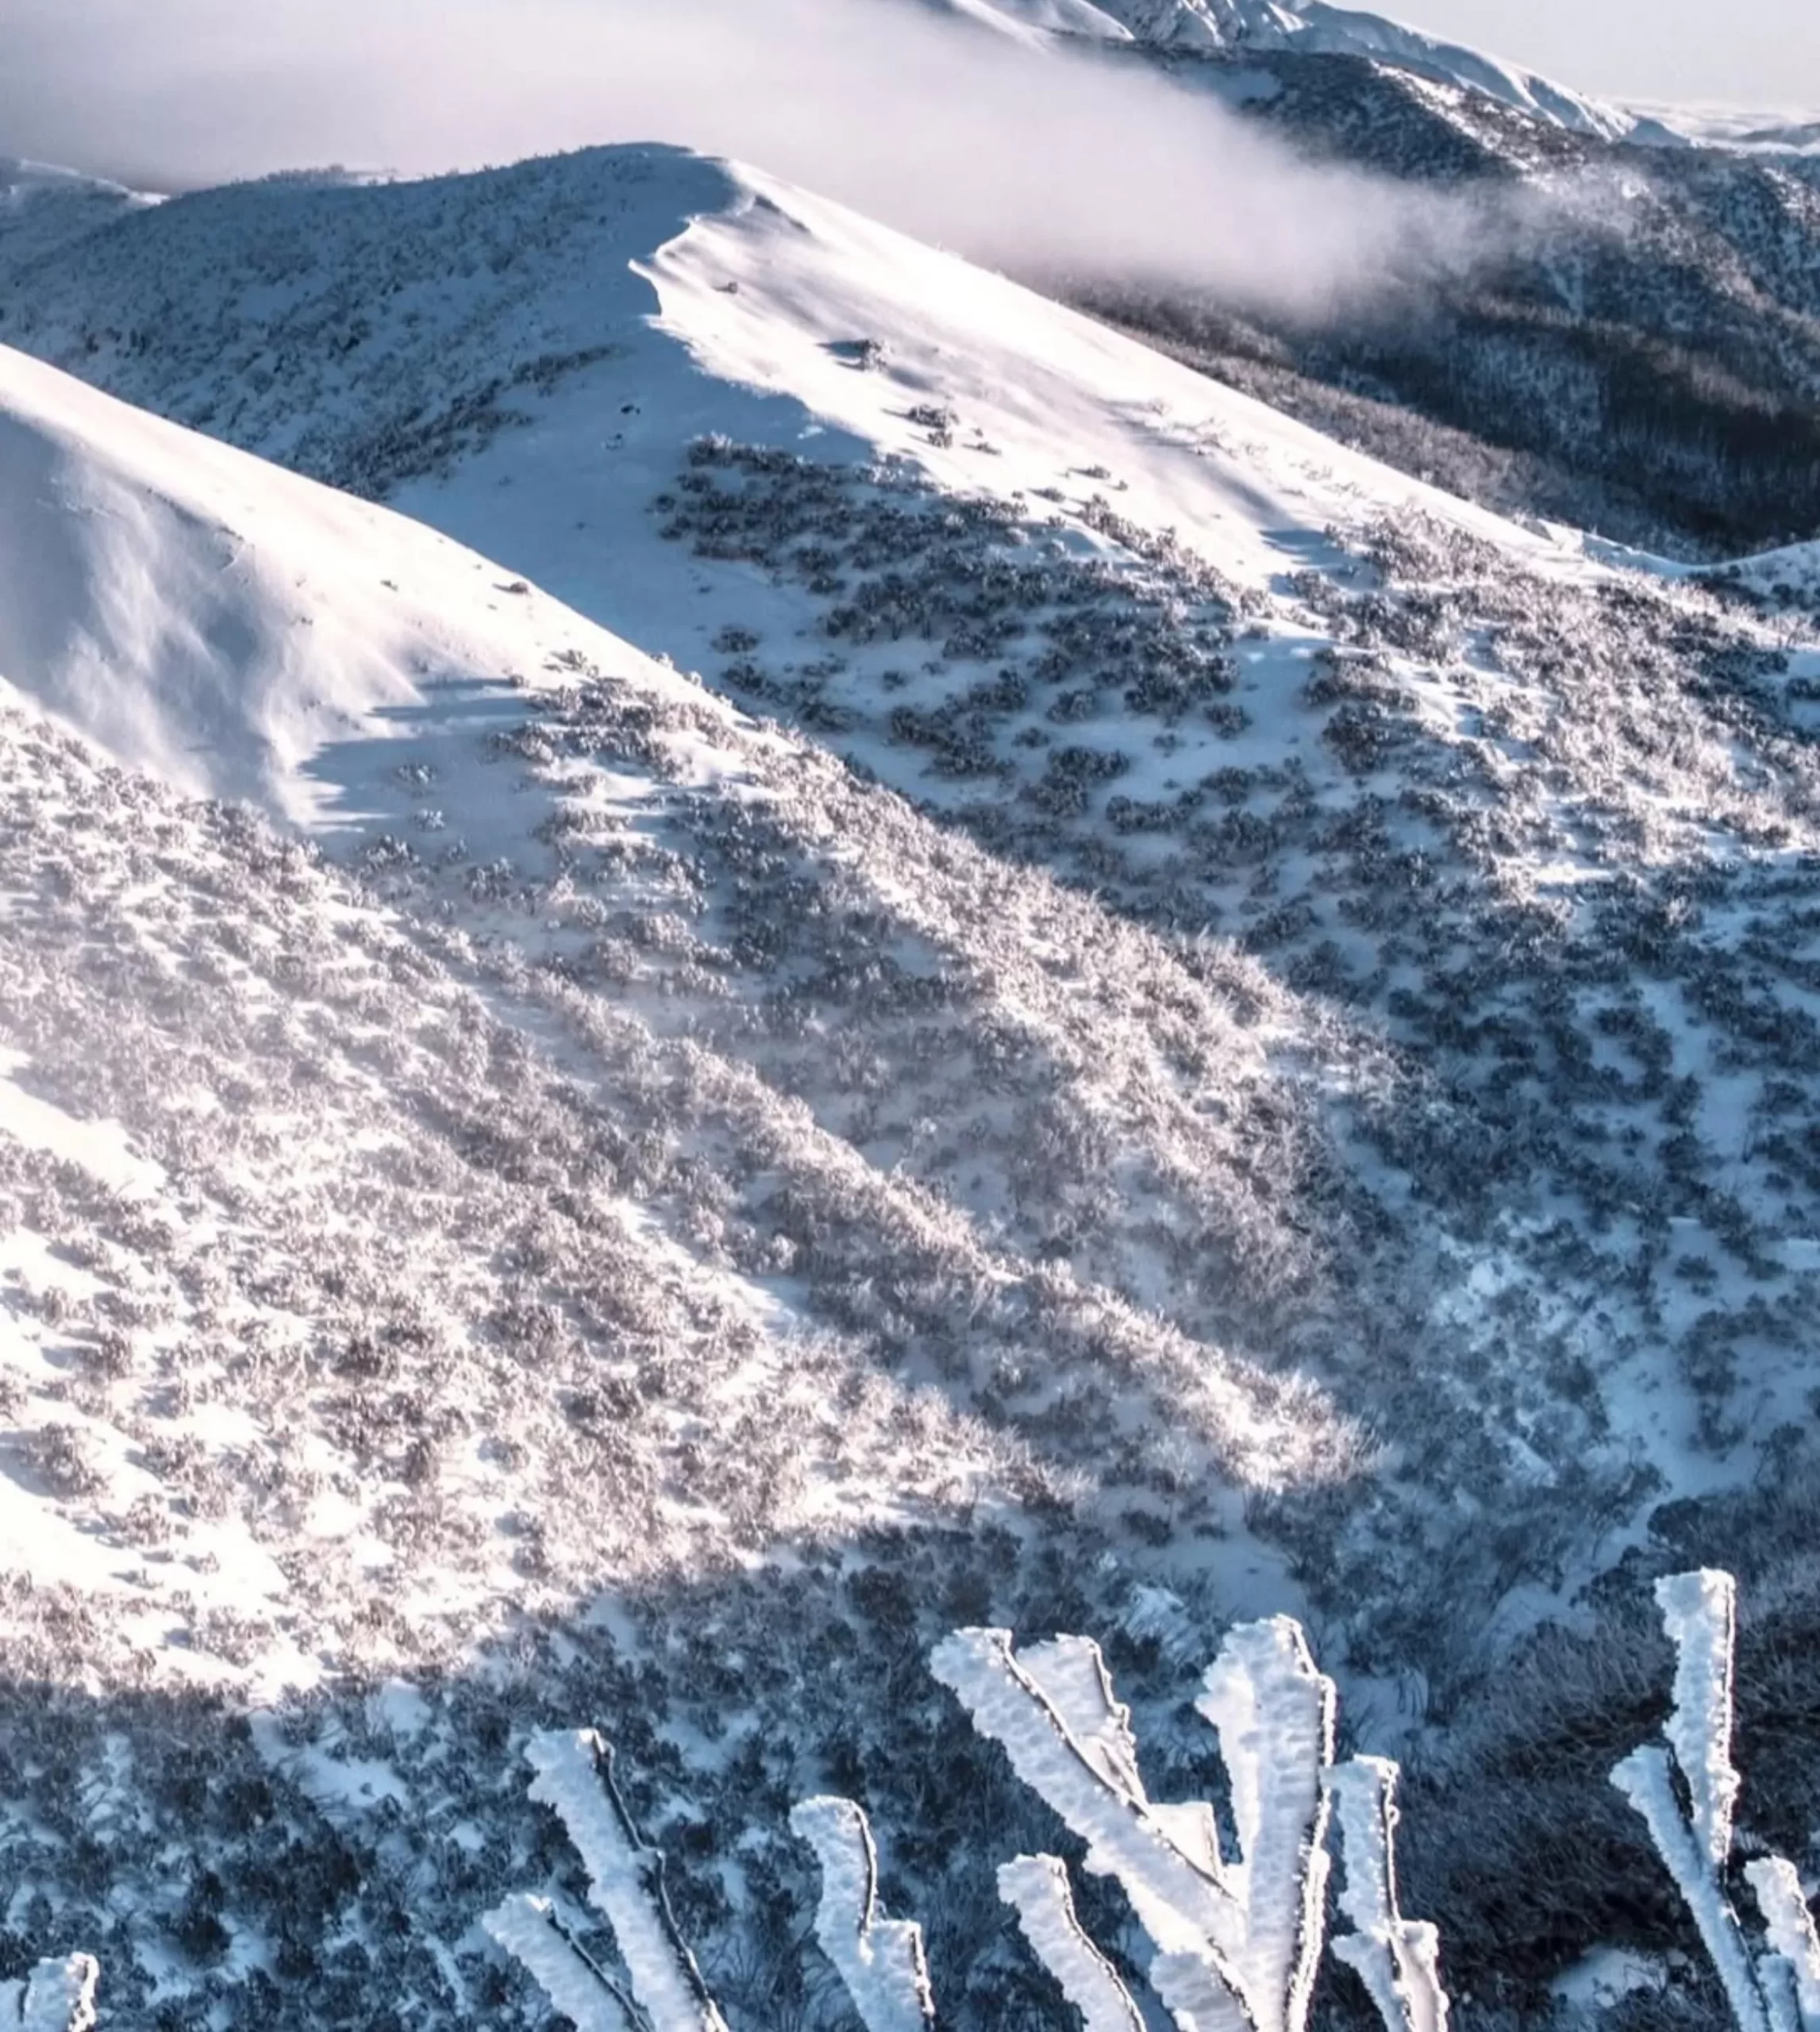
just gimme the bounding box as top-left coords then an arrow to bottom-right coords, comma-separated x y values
5,30 -> 1820,2030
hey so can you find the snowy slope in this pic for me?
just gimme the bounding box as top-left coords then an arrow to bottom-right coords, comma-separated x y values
7,144 -> 1820,2026
11,143 -> 1820,1627
0,329 -> 1391,2022
0,158 -> 156,274
0,328 -> 1365,1633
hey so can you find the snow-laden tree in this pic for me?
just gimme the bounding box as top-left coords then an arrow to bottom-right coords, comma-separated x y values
931,1617 -> 1448,2032
1613,1568 -> 1820,2032
0,1956 -> 98,2032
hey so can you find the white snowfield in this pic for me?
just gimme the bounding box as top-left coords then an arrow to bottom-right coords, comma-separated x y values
0,347 -> 457,823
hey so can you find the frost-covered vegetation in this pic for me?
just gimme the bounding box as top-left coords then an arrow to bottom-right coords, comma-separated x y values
1609,1569 -> 1820,2032
414,1568 -> 1820,2032
493,1609 -> 1448,2032
5,110 -> 1820,2032
653,433 -> 1820,1641
0,1957 -> 98,2032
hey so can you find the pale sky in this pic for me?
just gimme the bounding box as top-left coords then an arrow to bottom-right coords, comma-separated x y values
1379,0 -> 1820,111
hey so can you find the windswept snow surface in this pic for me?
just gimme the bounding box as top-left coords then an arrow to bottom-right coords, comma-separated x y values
921,0 -> 1136,44
7,142 -> 1820,2029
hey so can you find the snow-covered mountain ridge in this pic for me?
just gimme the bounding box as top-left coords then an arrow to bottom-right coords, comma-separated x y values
937,0 -> 1820,560
960,0 -> 1660,141
0,159 -> 156,269
6,139 -> 1820,2026
1,323 -> 1382,2022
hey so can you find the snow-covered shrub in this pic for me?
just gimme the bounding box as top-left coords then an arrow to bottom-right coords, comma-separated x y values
1613,1568 -> 1820,2032
931,1618 -> 1449,2032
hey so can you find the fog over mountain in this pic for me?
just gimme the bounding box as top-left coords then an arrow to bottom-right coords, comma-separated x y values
0,0 -> 1506,318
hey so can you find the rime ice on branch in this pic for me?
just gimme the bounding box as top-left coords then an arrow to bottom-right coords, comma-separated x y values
1325,1759 -> 1449,2032
1614,1568 -> 1820,2032
487,1728 -> 732,2032
997,1853 -> 1147,2032
1196,1616 -> 1337,2032
790,1796 -> 936,2032
489,1612 -> 1456,2032
1743,1859 -> 1820,2032
482,1894 -> 640,2032
933,1618 -> 1359,2032
0,1957 -> 99,2032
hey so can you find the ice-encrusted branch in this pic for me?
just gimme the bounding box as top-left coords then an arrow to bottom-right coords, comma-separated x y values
1613,1567 -> 1820,2032
1326,1759 -> 1449,2032
1611,1742 -> 1768,2032
790,1796 -> 934,2032
1745,1859 -> 1820,2032
510,1729 -> 730,2032
997,1854 -> 1145,2032
1658,1570 -> 1743,1871
931,1625 -> 1248,2026
933,1620 -> 1337,2032
0,1957 -> 98,2032
481,1894 -> 639,2032
1197,1617 -> 1336,2032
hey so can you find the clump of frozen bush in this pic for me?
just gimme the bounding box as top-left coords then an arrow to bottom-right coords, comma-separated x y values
488,1609 -> 1448,2031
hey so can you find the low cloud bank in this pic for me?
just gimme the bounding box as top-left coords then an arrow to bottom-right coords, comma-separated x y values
0,0 -> 1495,317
